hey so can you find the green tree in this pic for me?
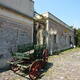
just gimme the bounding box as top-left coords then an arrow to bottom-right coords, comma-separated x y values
76,28 -> 80,47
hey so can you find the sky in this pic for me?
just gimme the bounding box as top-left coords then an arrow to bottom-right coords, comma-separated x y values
34,0 -> 80,29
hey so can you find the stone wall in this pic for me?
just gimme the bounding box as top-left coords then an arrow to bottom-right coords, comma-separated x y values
0,16 -> 33,69
48,19 -> 74,52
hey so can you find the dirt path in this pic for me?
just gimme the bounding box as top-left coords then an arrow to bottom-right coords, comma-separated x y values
0,48 -> 80,80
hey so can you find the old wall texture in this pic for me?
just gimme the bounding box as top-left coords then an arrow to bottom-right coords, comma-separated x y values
0,0 -> 34,69
0,0 -> 34,17
42,12 -> 74,53
48,19 -> 74,52
0,16 -> 33,68
35,12 -> 74,54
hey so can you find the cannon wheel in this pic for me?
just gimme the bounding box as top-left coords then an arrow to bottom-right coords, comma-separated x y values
42,49 -> 48,62
29,60 -> 44,80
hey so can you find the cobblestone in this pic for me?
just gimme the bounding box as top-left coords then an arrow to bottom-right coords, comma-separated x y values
40,48 -> 80,80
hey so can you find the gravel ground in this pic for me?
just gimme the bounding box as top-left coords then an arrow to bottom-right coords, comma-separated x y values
0,48 -> 80,80
0,70 -> 27,80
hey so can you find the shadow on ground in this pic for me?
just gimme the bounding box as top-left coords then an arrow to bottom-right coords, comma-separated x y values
38,62 -> 53,79
15,62 -> 53,80
0,62 -> 53,80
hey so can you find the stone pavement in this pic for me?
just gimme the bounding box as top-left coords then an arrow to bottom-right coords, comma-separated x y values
39,48 -> 80,80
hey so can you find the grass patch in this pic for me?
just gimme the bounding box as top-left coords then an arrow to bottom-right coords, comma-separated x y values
52,47 -> 80,55
62,47 -> 80,53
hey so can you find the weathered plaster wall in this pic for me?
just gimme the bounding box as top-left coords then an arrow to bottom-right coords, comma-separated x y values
48,19 -> 74,52
0,0 -> 34,69
36,12 -> 74,53
0,16 -> 33,69
0,7 -> 33,25
0,0 -> 34,17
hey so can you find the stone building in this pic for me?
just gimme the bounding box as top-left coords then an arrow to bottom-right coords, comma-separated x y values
35,12 -> 74,54
0,0 -> 34,68
0,0 -> 74,69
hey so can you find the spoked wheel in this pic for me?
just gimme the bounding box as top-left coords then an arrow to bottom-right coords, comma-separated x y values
11,64 -> 20,72
29,60 -> 44,80
42,49 -> 48,62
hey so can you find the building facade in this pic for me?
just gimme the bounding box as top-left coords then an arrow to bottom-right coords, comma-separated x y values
35,12 -> 74,54
0,0 -> 34,68
0,0 -> 74,69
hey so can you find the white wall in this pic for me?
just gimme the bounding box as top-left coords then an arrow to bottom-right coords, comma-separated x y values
0,0 -> 34,17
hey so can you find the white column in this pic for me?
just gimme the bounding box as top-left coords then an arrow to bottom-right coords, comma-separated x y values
46,20 -> 49,48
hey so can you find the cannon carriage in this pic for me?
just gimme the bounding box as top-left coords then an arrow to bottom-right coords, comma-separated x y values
9,43 -> 48,80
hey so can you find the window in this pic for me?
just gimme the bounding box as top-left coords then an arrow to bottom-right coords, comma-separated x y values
54,35 -> 56,43
64,36 -> 66,43
69,36 -> 72,44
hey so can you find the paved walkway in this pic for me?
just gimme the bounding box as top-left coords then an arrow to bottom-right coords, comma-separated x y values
0,48 -> 80,80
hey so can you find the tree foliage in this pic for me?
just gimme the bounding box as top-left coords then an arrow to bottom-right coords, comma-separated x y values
75,28 -> 80,47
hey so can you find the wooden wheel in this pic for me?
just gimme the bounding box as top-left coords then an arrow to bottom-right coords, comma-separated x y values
29,60 -> 44,80
42,49 -> 48,62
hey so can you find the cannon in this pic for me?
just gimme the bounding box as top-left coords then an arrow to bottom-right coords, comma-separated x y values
9,43 -> 48,80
